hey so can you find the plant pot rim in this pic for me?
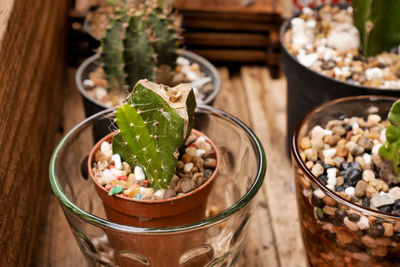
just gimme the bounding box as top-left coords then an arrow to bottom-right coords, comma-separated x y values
279,4 -> 400,93
291,95 -> 400,220
49,105 -> 266,232
75,50 -> 221,107
88,129 -> 220,204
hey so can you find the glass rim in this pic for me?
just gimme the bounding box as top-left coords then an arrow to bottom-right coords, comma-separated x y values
292,95 -> 400,220
49,104 -> 267,234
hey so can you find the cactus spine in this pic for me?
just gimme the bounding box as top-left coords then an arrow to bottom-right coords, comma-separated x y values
353,0 -> 400,57
113,80 -> 196,190
100,1 -> 180,92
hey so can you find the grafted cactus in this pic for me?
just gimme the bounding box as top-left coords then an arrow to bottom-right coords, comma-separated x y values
100,0 -> 181,92
353,0 -> 400,57
113,80 -> 196,190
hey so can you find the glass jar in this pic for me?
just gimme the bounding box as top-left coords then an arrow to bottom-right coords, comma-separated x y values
50,105 -> 266,267
292,95 -> 400,266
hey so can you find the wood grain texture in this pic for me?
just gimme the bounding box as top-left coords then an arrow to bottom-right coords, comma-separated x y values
0,0 -> 69,266
241,67 -> 308,267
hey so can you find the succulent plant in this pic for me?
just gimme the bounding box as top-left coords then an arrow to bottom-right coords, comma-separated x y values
100,0 -> 181,92
112,79 -> 196,190
379,100 -> 400,184
353,0 -> 400,57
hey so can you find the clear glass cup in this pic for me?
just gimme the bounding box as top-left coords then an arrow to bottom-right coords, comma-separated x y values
50,105 -> 266,267
292,95 -> 400,266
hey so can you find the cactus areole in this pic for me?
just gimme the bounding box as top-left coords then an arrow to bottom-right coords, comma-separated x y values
112,79 -> 196,190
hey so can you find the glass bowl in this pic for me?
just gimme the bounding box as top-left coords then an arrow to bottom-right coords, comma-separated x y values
292,95 -> 400,266
50,105 -> 266,267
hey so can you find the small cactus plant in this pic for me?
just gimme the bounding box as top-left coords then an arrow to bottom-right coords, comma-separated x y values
379,100 -> 400,184
353,0 -> 400,58
112,79 -> 196,190
100,0 -> 181,92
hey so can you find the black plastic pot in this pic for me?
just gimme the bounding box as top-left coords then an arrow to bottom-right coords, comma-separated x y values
280,12 -> 400,155
75,50 -> 221,119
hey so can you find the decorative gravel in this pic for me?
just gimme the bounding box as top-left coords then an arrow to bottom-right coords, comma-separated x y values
284,5 -> 400,89
91,132 -> 217,200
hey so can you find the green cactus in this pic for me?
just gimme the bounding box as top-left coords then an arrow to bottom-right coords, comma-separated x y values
100,1 -> 180,92
100,9 -> 128,91
379,100 -> 400,184
113,80 -> 196,190
353,0 -> 400,58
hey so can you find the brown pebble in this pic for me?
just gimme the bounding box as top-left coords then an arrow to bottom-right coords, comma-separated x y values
169,175 -> 180,188
361,235 -> 377,248
177,160 -> 184,170
202,149 -> 216,159
95,150 -> 107,162
369,246 -> 388,257
180,178 -> 194,193
383,223 -> 394,237
163,188 -> 176,199
336,176 -> 344,186
204,158 -> 217,168
182,154 -> 192,163
324,135 -> 340,146
332,125 -> 346,136
203,169 -> 213,179
357,136 -> 373,150
323,196 -> 336,207
323,205 -> 336,216
355,180 -> 367,198
376,237 -> 392,247
336,140 -> 349,157
300,137 -> 312,150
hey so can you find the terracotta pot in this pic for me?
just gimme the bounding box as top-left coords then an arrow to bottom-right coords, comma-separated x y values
88,128 -> 220,266
88,129 -> 220,227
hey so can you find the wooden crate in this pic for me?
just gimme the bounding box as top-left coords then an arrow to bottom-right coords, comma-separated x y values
173,0 -> 283,75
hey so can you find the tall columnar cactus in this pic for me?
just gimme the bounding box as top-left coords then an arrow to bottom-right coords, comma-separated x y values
113,80 -> 196,190
100,1 -> 180,92
353,0 -> 400,58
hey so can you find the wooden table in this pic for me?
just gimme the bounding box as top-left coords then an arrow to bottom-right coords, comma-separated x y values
35,66 -> 308,267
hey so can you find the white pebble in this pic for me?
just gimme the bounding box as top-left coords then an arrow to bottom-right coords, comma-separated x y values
322,148 -> 336,159
370,194 -> 394,208
352,122 -> 359,131
372,144 -> 382,155
154,189 -> 165,199
100,141 -> 113,158
134,166 -> 145,181
303,188 -> 312,197
362,153 -> 371,165
327,23 -> 360,51
327,168 -> 337,180
305,19 -> 316,28
95,87 -> 107,100
345,187 -> 355,197
314,189 -> 326,198
111,154 -> 122,170
83,79 -> 95,88
380,128 -> 386,143
111,168 -> 124,177
334,67 -> 342,77
302,7 -> 314,15
365,67 -> 383,81
102,169 -> 115,184
196,149 -> 206,157
184,162 -> 194,173
298,53 -> 319,68
327,184 -> 335,191
177,56 -> 190,66
357,216 -> 370,230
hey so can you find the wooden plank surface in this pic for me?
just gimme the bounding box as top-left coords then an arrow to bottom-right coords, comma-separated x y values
0,0 -> 69,266
36,65 -> 308,266
174,0 -> 281,14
